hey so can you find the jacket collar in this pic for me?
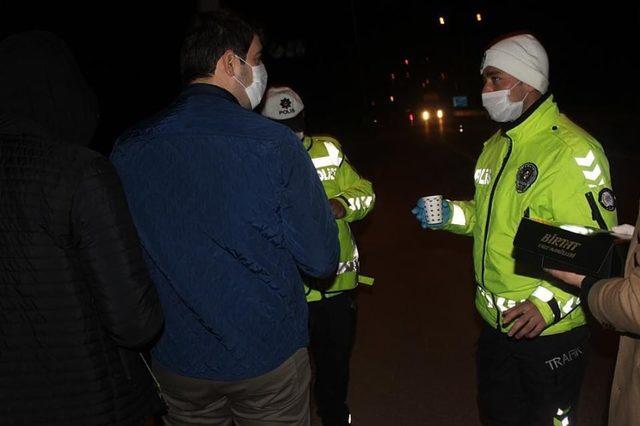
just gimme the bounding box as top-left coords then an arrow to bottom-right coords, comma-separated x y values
179,83 -> 240,106
501,92 -> 559,141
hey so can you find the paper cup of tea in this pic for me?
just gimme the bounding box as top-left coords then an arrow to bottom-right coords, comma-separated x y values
422,195 -> 444,225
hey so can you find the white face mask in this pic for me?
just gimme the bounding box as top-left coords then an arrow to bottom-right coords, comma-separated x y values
481,81 -> 529,123
233,55 -> 268,109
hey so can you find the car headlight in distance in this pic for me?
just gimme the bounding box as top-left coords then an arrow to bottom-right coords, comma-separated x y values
436,109 -> 444,119
421,110 -> 430,121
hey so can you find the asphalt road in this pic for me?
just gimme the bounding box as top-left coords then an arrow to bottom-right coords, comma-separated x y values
329,113 -> 638,425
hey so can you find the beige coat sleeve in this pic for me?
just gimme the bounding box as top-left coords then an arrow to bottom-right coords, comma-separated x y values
588,214 -> 640,335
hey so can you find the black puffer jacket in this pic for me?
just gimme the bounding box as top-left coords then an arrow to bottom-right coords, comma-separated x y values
0,32 -> 164,425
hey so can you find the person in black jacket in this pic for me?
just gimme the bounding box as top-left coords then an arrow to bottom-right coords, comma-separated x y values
0,31 -> 165,425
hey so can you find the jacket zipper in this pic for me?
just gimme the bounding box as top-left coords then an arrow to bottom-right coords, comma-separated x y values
481,135 -> 513,330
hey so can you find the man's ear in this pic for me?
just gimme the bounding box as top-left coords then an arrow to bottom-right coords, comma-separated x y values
217,49 -> 236,77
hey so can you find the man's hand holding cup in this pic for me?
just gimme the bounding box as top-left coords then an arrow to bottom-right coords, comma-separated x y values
411,195 -> 451,229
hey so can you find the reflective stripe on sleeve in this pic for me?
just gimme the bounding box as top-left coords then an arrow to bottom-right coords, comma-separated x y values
531,286 -> 554,302
347,196 -> 374,211
450,203 -> 466,226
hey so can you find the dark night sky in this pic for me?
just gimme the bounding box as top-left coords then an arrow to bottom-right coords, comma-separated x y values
0,1 -> 637,152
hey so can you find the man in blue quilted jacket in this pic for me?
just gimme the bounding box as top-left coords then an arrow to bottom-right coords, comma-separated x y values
110,10 -> 339,426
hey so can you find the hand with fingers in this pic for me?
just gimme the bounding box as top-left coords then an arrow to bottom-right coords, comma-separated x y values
545,269 -> 586,288
328,198 -> 346,219
502,300 -> 547,339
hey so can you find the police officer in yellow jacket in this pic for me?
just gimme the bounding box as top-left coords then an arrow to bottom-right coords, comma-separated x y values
413,34 -> 617,425
262,87 -> 375,426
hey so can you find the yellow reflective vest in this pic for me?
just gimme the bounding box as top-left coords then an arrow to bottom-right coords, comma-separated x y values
302,135 -> 375,302
443,95 -> 617,335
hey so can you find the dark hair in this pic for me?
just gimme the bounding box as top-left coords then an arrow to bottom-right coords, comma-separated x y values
180,10 -> 256,84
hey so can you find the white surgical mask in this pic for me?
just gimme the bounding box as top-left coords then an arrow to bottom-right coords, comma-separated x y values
481,81 -> 529,123
233,55 -> 268,109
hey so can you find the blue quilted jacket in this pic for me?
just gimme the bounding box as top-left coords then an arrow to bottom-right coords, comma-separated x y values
111,83 -> 338,380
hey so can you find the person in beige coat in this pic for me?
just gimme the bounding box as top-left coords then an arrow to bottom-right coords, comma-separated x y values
547,211 -> 640,426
